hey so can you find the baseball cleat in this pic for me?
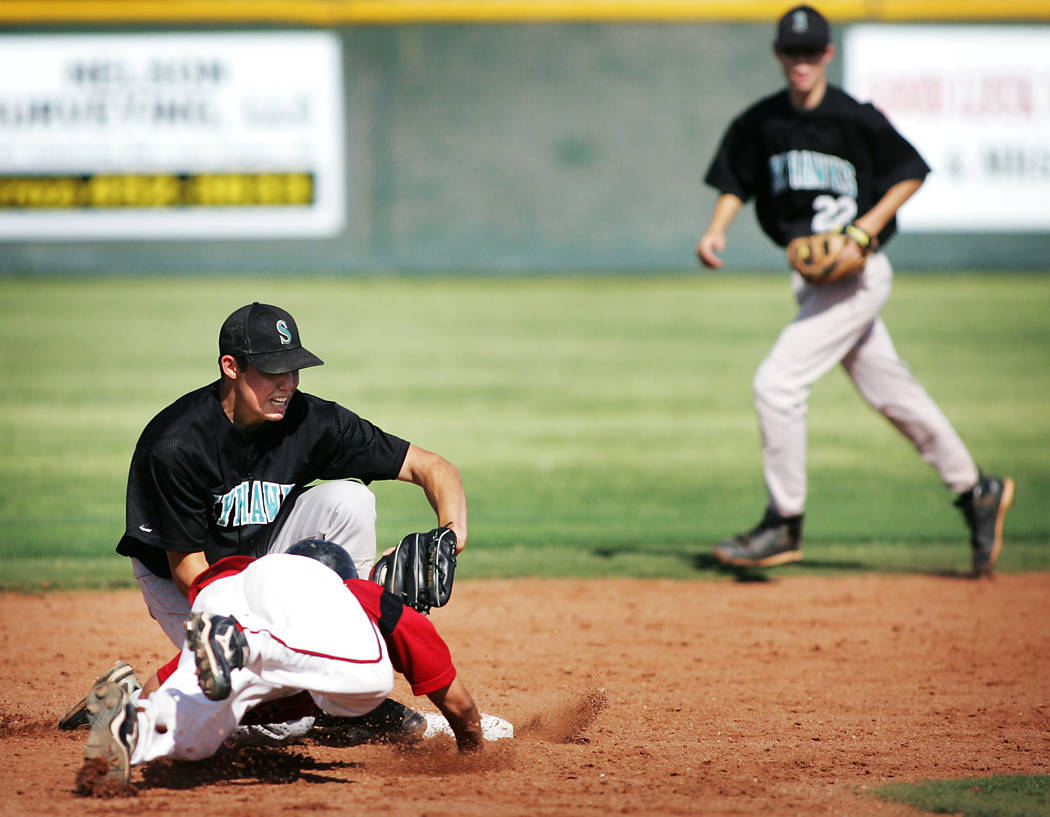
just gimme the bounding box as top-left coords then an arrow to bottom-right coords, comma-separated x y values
185,612 -> 248,701
83,680 -> 139,784
713,508 -> 804,568
956,474 -> 1015,577
313,698 -> 428,745
59,661 -> 141,731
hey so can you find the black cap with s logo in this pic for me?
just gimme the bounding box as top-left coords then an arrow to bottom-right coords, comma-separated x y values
774,5 -> 830,51
218,302 -> 324,374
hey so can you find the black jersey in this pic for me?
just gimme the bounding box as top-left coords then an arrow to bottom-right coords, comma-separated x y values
704,85 -> 930,247
115,381 -> 410,578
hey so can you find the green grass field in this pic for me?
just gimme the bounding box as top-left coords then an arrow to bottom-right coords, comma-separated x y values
872,775 -> 1050,817
1,272 -> 1048,591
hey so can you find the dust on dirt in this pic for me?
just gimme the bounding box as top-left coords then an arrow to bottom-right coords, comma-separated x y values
1,574 -> 1048,816
73,756 -> 139,798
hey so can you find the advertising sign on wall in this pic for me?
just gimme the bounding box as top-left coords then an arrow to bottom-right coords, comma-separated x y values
844,25 -> 1050,232
0,32 -> 345,239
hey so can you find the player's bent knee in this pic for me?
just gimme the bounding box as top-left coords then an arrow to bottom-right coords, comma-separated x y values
312,480 -> 377,522
753,366 -> 794,411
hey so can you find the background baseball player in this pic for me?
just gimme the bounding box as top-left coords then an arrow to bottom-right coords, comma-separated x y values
77,548 -> 483,788
694,4 -> 1013,573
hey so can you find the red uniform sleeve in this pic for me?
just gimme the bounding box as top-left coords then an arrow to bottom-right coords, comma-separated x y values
345,579 -> 457,696
157,652 -> 180,684
186,555 -> 256,604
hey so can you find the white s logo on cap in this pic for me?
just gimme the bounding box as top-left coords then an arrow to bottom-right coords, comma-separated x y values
276,320 -> 292,345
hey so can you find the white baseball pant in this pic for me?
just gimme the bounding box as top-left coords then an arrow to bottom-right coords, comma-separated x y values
130,554 -> 394,764
754,252 -> 979,518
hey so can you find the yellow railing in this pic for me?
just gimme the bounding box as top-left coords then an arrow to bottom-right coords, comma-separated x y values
0,0 -> 1046,25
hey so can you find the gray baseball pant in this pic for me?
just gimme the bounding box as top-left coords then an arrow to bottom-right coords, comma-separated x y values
753,252 -> 979,518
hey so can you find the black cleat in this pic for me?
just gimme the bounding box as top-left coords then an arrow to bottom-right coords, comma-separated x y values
312,698 -> 427,745
713,508 -> 804,568
185,613 -> 248,701
955,474 -> 1015,577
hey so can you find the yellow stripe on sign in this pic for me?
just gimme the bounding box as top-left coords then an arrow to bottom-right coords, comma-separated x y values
340,0 -> 873,23
0,1 -> 339,25
879,0 -> 1050,20
0,173 -> 316,210
1,0 -> 1046,24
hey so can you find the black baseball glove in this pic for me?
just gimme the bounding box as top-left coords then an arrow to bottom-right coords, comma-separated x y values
369,526 -> 457,614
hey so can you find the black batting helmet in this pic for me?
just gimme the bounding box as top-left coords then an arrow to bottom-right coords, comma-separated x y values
285,538 -> 359,581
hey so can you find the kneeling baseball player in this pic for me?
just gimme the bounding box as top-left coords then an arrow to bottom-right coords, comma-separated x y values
75,547 -> 483,788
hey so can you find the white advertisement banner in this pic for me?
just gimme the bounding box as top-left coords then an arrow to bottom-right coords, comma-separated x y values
0,32 -> 345,239
843,25 -> 1050,232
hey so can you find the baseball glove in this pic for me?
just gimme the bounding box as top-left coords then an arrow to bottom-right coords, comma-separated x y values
370,526 -> 457,614
786,224 -> 877,285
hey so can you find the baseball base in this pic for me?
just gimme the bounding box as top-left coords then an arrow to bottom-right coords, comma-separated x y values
422,711 -> 514,741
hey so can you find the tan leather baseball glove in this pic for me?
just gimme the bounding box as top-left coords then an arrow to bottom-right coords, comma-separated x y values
786,225 -> 877,285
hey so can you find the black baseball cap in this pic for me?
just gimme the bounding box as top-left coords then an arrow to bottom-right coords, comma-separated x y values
774,5 -> 830,51
218,302 -> 324,374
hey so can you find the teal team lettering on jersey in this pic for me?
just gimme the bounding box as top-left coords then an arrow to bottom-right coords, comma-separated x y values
214,480 -> 296,527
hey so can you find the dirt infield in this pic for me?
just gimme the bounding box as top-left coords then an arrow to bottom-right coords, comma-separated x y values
2,574 -> 1048,817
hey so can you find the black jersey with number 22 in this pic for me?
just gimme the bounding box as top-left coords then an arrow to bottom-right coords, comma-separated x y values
704,85 -> 930,248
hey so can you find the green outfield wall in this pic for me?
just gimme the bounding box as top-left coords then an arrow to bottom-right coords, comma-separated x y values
2,11 -> 1048,274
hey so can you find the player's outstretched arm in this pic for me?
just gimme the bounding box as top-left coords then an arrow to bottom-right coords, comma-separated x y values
427,676 -> 483,752
397,444 -> 468,553
696,193 -> 744,269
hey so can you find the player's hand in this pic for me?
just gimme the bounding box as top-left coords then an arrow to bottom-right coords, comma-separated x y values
696,232 -> 726,269
834,237 -> 865,269
427,678 -> 483,752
